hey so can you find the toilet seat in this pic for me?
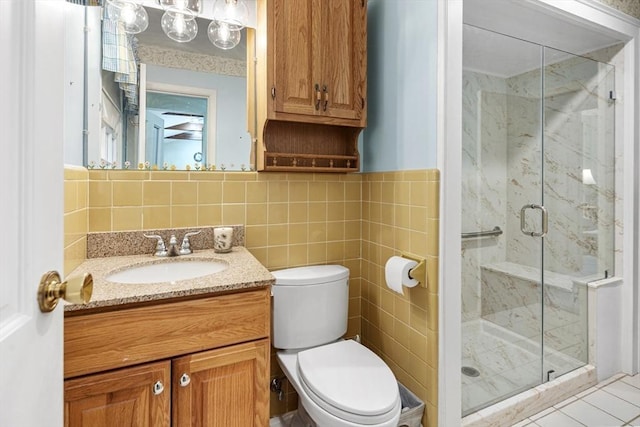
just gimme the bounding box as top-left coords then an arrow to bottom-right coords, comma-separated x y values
296,340 -> 401,425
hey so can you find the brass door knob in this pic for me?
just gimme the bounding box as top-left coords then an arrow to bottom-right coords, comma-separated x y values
38,271 -> 93,313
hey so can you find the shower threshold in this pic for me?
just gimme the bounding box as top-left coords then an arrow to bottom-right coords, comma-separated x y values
461,318 -> 596,425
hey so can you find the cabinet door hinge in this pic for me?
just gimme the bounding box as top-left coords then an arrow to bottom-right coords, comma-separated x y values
271,87 -> 276,99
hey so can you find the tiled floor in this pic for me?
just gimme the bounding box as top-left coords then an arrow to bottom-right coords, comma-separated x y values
512,373 -> 640,426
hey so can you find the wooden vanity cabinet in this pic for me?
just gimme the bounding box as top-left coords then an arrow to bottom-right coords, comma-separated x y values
172,340 -> 269,427
254,0 -> 367,172
64,288 -> 270,427
64,361 -> 171,427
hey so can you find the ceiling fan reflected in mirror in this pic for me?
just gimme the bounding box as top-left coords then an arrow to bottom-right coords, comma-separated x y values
161,112 -> 204,142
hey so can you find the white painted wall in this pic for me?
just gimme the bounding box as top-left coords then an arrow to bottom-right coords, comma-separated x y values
363,0 -> 438,172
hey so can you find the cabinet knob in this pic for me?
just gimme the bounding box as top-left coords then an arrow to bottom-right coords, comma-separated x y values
179,373 -> 191,387
153,381 -> 164,395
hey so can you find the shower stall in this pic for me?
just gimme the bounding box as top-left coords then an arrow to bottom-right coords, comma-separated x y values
461,25 -> 616,416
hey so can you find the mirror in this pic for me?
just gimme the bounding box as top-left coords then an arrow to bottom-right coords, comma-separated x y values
64,1 -> 256,171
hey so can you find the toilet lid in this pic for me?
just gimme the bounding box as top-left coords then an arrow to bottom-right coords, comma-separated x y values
297,340 -> 399,419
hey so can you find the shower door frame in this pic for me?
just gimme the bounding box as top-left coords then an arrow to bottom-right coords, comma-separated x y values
438,1 -> 640,426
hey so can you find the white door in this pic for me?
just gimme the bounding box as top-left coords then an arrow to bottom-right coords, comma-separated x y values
0,1 -> 66,425
146,111 -> 166,165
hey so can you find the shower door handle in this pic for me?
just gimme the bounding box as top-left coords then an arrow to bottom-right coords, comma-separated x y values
520,204 -> 548,237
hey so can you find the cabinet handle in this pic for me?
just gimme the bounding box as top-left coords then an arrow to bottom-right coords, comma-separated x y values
179,373 -> 191,387
323,85 -> 329,111
315,84 -> 321,110
153,381 -> 164,395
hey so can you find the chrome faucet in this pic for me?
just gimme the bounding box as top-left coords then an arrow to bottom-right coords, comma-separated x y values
179,230 -> 202,255
144,234 -> 168,257
144,230 -> 202,257
167,235 -> 180,257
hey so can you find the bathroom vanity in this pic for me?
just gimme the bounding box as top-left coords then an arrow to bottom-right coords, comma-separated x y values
63,247 -> 274,427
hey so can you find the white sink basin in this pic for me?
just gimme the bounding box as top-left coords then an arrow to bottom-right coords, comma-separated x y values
106,259 -> 228,284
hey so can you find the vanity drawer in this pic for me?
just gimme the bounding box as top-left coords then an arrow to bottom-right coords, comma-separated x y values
64,288 -> 270,379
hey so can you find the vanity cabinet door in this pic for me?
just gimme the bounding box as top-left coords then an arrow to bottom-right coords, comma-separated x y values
269,0 -> 366,126
64,361 -> 171,427
172,339 -> 270,427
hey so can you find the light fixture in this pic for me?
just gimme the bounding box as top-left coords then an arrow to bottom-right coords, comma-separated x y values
158,0 -> 202,15
107,0 -> 149,34
161,7 -> 198,43
211,0 -> 249,30
207,20 -> 241,49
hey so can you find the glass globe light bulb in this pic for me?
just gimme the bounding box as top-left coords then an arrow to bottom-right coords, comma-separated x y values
211,0 -> 249,30
122,1 -> 149,34
106,0 -> 149,34
158,0 -> 201,15
161,8 -> 198,43
208,20 -> 241,50
120,3 -> 136,24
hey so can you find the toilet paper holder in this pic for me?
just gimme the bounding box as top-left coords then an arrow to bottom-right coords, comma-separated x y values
401,253 -> 427,288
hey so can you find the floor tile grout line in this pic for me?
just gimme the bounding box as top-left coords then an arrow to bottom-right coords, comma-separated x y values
575,396 -> 629,423
600,385 -> 640,409
557,408 -> 589,426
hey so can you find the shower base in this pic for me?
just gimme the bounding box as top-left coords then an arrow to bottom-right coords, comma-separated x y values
461,318 -> 596,426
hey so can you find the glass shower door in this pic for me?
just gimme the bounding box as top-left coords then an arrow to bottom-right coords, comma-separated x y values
541,47 -> 615,380
461,25 -> 545,415
461,25 -> 616,417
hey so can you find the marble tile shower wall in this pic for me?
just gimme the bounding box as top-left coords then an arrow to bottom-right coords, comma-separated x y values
595,0 -> 640,19
505,55 -> 615,278
461,50 -> 617,324
461,71 -> 510,321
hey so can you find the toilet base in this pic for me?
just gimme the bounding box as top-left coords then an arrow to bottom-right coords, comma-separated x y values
291,404 -> 316,427
268,407 -> 315,427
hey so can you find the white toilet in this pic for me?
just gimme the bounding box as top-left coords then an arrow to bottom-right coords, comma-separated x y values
272,265 -> 401,427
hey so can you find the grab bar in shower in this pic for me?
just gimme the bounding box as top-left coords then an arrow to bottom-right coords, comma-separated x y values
461,226 -> 503,239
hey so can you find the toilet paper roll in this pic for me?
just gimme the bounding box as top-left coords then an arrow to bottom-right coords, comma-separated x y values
385,256 -> 419,295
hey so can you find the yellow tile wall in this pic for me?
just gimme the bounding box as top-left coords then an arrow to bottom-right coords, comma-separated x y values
73,168 -> 440,424
361,170 -> 440,427
64,166 -> 89,276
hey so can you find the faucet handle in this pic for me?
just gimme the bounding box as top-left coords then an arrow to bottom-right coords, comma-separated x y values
144,234 -> 168,257
179,230 -> 202,255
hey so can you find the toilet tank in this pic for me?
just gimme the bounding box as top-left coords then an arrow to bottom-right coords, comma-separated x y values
271,265 -> 349,350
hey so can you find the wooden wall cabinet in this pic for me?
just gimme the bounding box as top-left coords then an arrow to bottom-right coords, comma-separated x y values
254,0 -> 367,172
64,289 -> 270,427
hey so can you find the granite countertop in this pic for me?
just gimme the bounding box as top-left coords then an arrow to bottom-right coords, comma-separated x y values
64,246 -> 274,312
